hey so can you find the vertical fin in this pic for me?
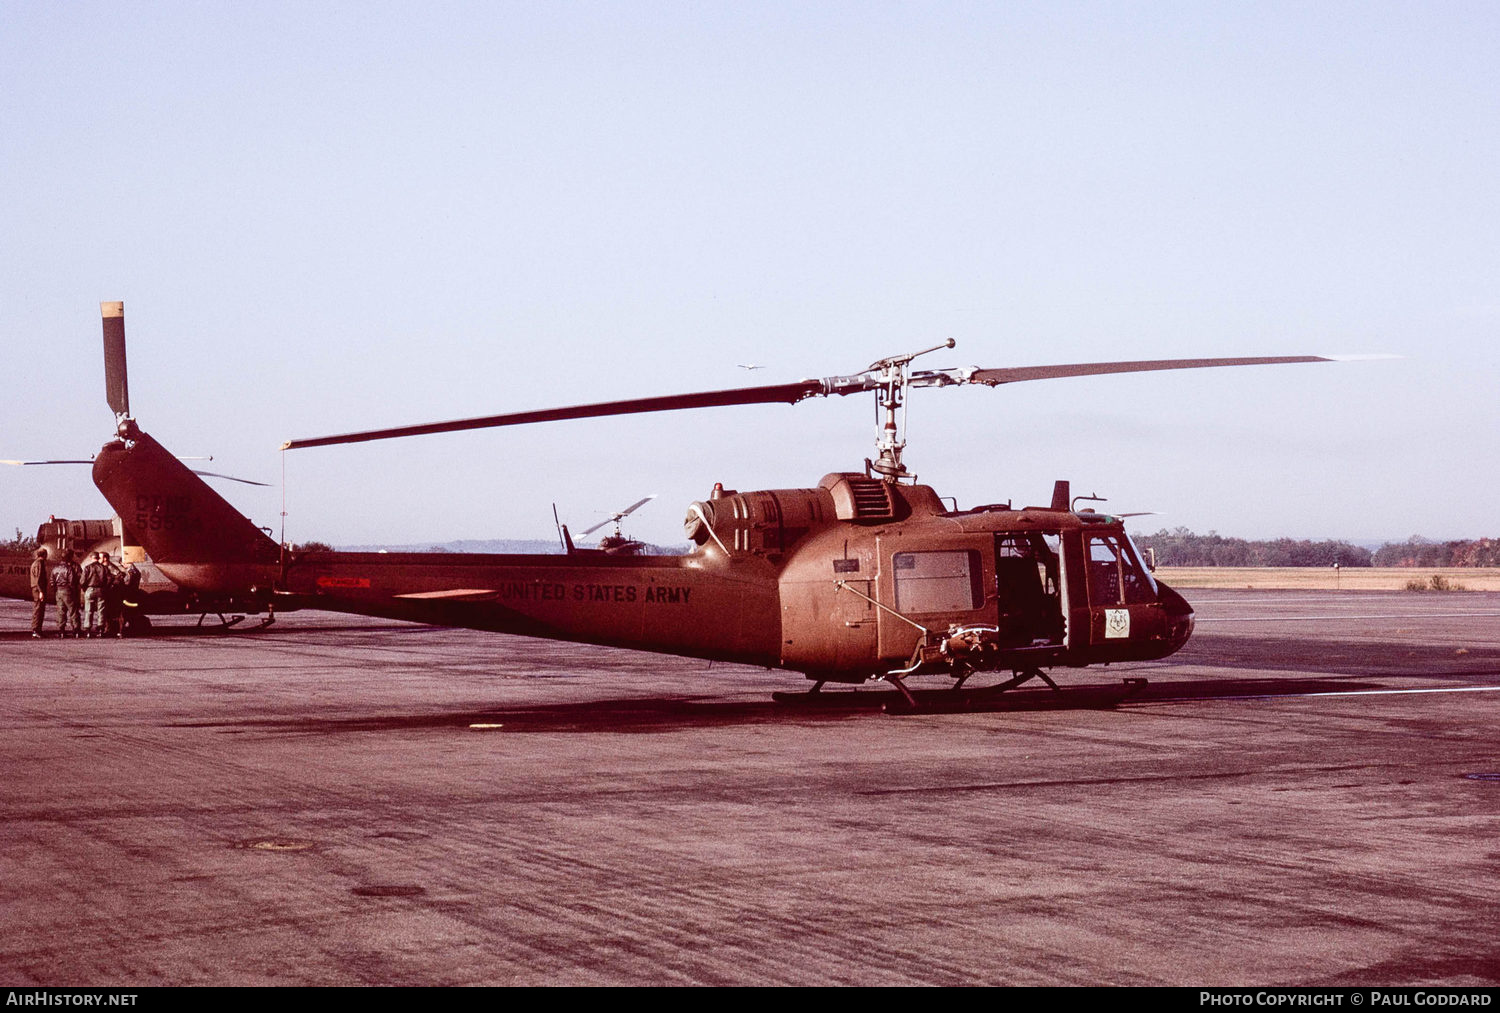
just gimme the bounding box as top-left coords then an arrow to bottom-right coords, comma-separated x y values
1050,480 -> 1071,512
92,427 -> 280,569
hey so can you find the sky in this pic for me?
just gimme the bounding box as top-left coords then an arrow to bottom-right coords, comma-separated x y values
2,0 -> 1496,549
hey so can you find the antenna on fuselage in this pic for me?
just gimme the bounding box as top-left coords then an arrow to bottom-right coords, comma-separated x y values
552,503 -> 574,554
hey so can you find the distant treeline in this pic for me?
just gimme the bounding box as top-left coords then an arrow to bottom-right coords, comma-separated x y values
1368,536 -> 1500,568
1135,529 -> 1500,568
1,528 -> 37,552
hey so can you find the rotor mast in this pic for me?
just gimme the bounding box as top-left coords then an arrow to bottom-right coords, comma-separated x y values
865,338 -> 955,483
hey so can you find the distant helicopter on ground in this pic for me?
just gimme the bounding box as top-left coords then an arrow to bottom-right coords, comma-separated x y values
89,301 -> 1377,708
551,496 -> 657,557
560,495 -> 657,556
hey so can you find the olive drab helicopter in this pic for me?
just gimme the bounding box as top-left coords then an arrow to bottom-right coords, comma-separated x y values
0,515 -> 275,631
3,451 -> 276,632
575,495 -> 657,556
90,301 -> 1370,709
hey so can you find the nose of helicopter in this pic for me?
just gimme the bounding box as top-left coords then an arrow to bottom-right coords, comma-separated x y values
1157,581 -> 1195,655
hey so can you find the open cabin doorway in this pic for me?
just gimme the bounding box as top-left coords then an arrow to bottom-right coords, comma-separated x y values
994,532 -> 1065,648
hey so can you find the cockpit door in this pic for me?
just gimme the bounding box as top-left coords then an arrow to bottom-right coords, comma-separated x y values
1082,531 -> 1166,645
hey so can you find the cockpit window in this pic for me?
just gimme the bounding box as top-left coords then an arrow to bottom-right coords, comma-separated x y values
1122,531 -> 1159,596
1086,534 -> 1156,605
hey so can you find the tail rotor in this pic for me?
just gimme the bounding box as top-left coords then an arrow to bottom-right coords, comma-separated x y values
102,301 -> 130,426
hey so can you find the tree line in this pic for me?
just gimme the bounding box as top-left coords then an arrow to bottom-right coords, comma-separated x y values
1134,529 -> 1500,568
1,528 -> 37,552
7,523 -> 1497,567
1368,536 -> 1500,568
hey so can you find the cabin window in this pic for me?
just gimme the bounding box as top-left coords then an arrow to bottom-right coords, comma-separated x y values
1086,534 -> 1156,606
892,550 -> 983,613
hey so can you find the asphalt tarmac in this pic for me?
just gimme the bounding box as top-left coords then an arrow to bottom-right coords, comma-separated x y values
2,589 -> 1499,986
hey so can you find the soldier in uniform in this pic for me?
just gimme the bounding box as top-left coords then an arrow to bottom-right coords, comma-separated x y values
29,547 -> 49,638
50,550 -> 82,637
81,551 -> 112,637
102,554 -> 128,637
117,561 -> 143,636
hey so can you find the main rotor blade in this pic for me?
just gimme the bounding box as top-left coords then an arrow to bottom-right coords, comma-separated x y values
581,495 -> 657,536
617,494 -> 657,518
102,301 -> 130,417
190,469 -> 271,487
282,380 -> 826,450
966,355 -> 1340,386
282,350 -> 1390,452
2,459 -> 96,466
2,458 -> 266,486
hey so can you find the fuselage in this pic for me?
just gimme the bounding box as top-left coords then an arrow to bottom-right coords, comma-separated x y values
92,426 -> 1193,682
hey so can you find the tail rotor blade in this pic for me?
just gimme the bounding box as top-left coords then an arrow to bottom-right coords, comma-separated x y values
101,301 -> 130,417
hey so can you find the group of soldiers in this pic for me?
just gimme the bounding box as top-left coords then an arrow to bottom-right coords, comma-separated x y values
28,546 -> 142,638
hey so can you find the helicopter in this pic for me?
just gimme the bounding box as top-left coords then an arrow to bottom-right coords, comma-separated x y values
559,495 -> 658,556
3,436 -> 282,632
89,301 -> 1372,708
0,514 -> 286,631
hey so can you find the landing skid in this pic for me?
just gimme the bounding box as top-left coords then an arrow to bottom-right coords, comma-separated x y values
771,673 -> 1150,715
881,666 -> 1059,714
192,612 -> 277,631
989,668 -> 1061,694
